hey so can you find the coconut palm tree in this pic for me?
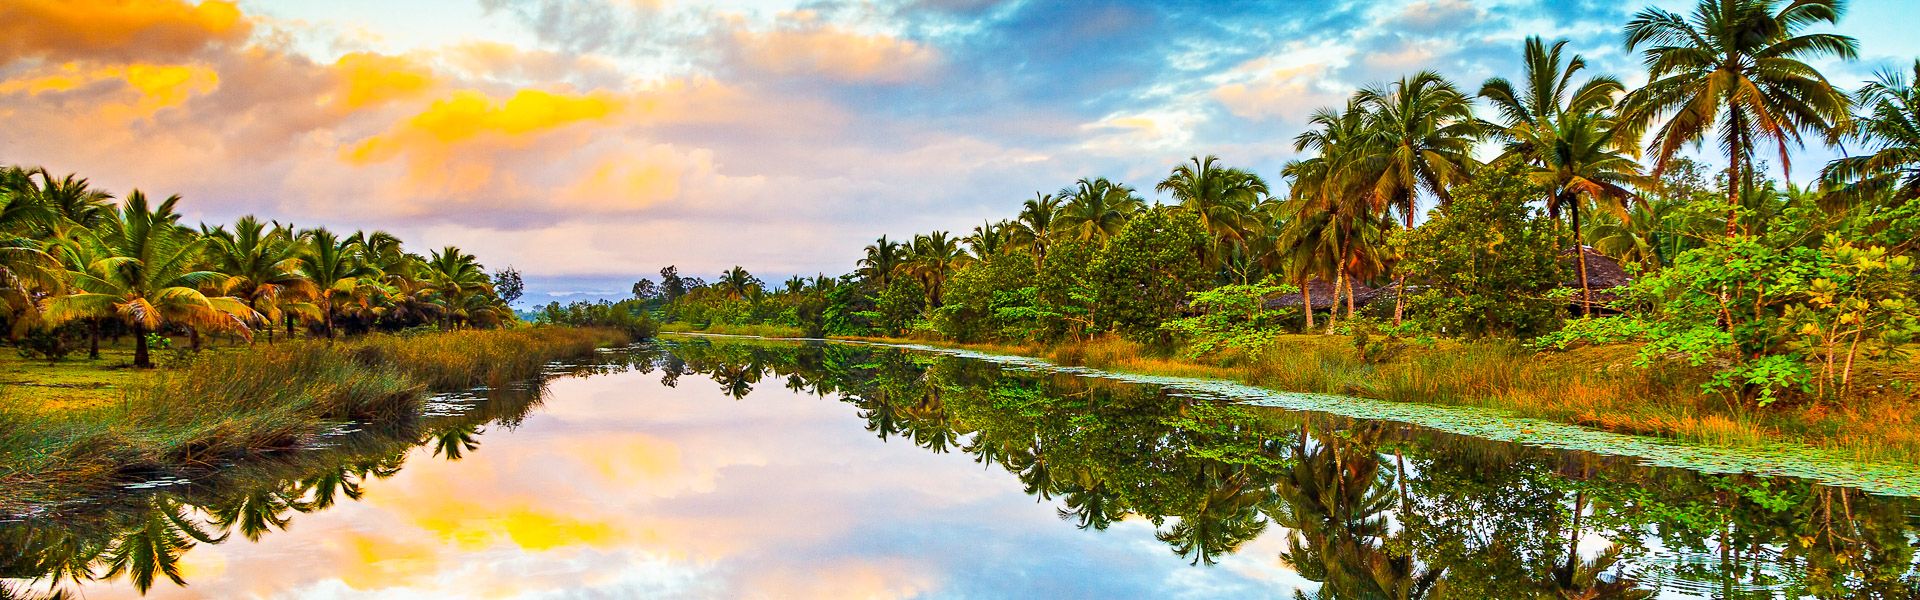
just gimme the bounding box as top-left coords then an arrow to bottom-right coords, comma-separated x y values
1355,71 -> 1482,324
40,192 -> 258,367
1284,101 -> 1391,328
858,235 -> 906,286
425,245 -> 493,328
1480,37 -> 1625,162
1058,177 -> 1144,243
32,170 -> 114,239
908,231 -> 966,307
0,170 -> 63,332
1156,155 -> 1270,249
1823,59 -> 1920,229
1009,193 -> 1063,267
965,220 -> 1011,260
300,228 -> 373,340
717,265 -> 758,301
203,216 -> 318,342
1483,36 -> 1643,314
1621,0 -> 1857,236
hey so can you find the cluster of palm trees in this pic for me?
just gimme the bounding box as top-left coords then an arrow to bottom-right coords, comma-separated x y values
854,0 -> 1917,335
0,167 -> 513,367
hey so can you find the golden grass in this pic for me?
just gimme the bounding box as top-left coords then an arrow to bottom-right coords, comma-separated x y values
0,326 -> 632,511
660,321 -> 810,338
839,333 -> 1920,464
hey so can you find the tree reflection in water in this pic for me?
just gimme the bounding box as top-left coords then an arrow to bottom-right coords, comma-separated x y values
2,338 -> 1916,599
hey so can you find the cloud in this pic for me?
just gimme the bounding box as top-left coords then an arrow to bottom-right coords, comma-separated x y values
0,0 -> 250,62
727,11 -> 940,83
331,51 -> 437,109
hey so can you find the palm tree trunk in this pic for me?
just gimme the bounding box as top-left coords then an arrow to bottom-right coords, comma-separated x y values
1573,199 -> 1592,317
1326,269 -> 1345,334
324,298 -> 335,340
88,320 -> 101,360
189,327 -> 201,352
1394,214 -> 1411,326
1302,283 -> 1315,331
133,326 -> 151,369
1345,271 -> 1356,318
1725,152 -> 1742,238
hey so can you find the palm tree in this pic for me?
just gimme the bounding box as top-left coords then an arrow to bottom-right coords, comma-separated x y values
1009,193 -> 1063,267
1284,101 -> 1391,328
964,220 -> 1010,260
1621,0 -> 1857,236
1355,71 -> 1482,324
32,170 -> 114,238
1823,59 -> 1920,236
1058,177 -> 1144,242
858,235 -> 905,285
717,265 -> 758,300
1532,116 -> 1646,314
908,231 -> 966,307
203,216 -> 318,342
300,228 -> 373,340
425,245 -> 493,328
0,169 -> 62,332
41,192 -> 258,367
1480,37 -> 1625,161
1483,36 -> 1642,315
1156,155 -> 1270,249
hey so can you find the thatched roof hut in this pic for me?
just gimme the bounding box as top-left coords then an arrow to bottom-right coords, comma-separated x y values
1266,279 -> 1387,311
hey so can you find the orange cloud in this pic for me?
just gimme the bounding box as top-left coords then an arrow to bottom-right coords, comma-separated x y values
732,11 -> 938,83
332,52 -> 437,109
0,0 -> 250,63
0,61 -> 219,117
348,88 -> 621,162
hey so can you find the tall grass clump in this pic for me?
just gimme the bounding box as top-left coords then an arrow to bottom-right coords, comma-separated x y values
0,326 -> 633,511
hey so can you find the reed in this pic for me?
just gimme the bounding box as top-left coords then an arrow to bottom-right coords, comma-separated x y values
841,333 -> 1920,465
0,326 -> 632,511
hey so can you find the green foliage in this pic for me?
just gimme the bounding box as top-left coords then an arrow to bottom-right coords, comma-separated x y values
535,299 -> 659,338
1393,161 -> 1568,338
933,252 -> 1033,342
1091,207 -> 1210,344
860,276 -> 926,336
1159,277 -> 1297,358
1545,231 -> 1920,405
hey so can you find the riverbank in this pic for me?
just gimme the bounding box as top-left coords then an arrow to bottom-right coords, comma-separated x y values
659,321 -> 808,337
822,333 -> 1920,466
0,327 -> 633,511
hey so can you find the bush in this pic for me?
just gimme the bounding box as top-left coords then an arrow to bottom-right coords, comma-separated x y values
1160,277 -> 1297,358
1393,160 -> 1568,339
1091,207 -> 1210,344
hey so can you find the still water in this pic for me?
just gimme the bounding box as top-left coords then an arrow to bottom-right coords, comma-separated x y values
3,338 -> 1917,598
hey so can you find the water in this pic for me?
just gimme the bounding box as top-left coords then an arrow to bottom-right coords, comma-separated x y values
3,338 -> 1917,598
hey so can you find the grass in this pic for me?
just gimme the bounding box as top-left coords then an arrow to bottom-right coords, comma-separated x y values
0,326 -> 632,511
659,321 -> 810,338
837,333 -> 1920,466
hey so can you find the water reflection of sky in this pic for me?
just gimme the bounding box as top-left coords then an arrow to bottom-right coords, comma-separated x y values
83,369 -> 1317,599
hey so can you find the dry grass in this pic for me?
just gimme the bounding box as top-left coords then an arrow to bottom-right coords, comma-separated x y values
660,322 -> 811,338
841,333 -> 1920,464
0,326 -> 631,511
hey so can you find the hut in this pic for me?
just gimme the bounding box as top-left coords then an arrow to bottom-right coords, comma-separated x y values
1562,246 -> 1630,314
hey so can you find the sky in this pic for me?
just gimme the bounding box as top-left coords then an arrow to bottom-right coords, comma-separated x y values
3,0 -> 1918,305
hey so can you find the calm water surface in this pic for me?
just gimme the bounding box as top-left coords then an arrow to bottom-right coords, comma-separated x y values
3,338 -> 1917,598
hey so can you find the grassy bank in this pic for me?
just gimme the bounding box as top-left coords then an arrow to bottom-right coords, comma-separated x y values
0,327 -> 632,511
659,321 -> 810,338
834,333 -> 1920,465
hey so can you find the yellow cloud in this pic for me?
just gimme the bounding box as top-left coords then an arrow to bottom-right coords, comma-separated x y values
347,88 -> 621,164
0,0 -> 250,63
0,61 -> 218,116
733,12 -> 938,83
332,51 -> 436,109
